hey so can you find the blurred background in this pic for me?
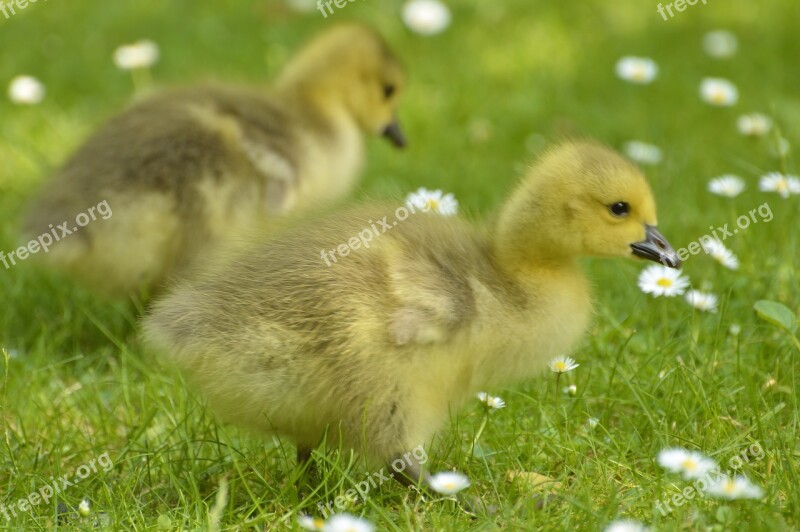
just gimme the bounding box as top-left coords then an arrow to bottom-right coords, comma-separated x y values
2,0 -> 798,345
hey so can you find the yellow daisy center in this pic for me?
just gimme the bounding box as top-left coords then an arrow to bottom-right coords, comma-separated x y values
711,89 -> 727,103
724,480 -> 736,493
656,278 -> 673,288
681,459 -> 697,471
426,198 -> 439,210
554,361 -> 566,371
776,179 -> 788,192
632,65 -> 646,80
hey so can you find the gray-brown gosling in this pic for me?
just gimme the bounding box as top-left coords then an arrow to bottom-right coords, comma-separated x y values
22,24 -> 406,297
143,141 -> 681,496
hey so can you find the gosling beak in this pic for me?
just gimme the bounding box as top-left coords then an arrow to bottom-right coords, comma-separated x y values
631,224 -> 681,269
382,119 -> 407,149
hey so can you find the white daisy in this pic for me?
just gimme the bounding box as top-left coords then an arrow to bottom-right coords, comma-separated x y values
113,40 -> 160,70
8,75 -> 45,105
605,520 -> 649,532
401,0 -> 451,36
702,239 -> 739,270
623,141 -> 662,165
406,187 -> 458,216
700,78 -> 738,107
637,265 -> 690,298
737,114 -> 772,137
615,56 -> 658,84
702,30 -> 738,58
298,515 -> 325,531
324,514 -> 375,532
657,448 -> 718,480
78,499 -> 91,517
759,172 -> 800,199
428,471 -> 470,495
706,474 -> 764,500
685,290 -> 719,313
548,356 -> 579,374
707,175 -> 745,198
587,417 -> 600,429
476,392 -> 506,410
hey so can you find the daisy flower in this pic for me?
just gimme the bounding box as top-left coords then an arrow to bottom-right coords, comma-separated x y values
702,239 -> 739,270
476,392 -> 506,410
706,474 -> 764,500
615,57 -> 658,84
759,172 -> 800,199
700,78 -> 738,107
564,384 -> 577,396
406,187 -> 458,216
428,471 -> 470,495
623,141 -> 662,165
637,265 -> 690,297
548,356 -> 579,374
298,515 -> 325,531
401,0 -> 451,36
605,520 -> 649,532
657,448 -> 718,480
324,514 -> 374,532
113,40 -> 160,70
7,75 -> 45,105
702,30 -> 738,58
707,175 -> 745,198
685,290 -> 719,313
737,114 -> 772,137
78,499 -> 91,517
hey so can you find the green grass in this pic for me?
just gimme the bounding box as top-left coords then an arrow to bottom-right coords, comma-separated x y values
2,0 -> 799,529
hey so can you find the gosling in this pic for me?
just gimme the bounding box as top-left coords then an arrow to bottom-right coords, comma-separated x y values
143,141 -> 680,491
22,24 -> 406,298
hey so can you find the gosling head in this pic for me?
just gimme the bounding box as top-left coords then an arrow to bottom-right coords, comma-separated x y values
496,141 -> 681,270
277,24 -> 407,148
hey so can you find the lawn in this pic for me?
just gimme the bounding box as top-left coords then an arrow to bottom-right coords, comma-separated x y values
1,0 -> 799,530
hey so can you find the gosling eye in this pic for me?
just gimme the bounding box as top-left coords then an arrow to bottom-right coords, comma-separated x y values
609,201 -> 630,217
383,84 -> 396,99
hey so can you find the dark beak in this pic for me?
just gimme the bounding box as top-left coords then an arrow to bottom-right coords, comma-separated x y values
382,119 -> 407,148
631,224 -> 681,269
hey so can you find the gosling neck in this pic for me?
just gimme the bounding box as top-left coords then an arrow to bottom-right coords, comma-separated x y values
491,195 -> 580,279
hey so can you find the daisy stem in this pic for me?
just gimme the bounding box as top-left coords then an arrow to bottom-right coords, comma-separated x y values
131,67 -> 152,94
470,413 -> 489,457
554,373 -> 562,410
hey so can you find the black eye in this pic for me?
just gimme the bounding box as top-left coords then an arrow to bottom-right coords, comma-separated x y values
383,84 -> 396,99
610,202 -> 630,217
